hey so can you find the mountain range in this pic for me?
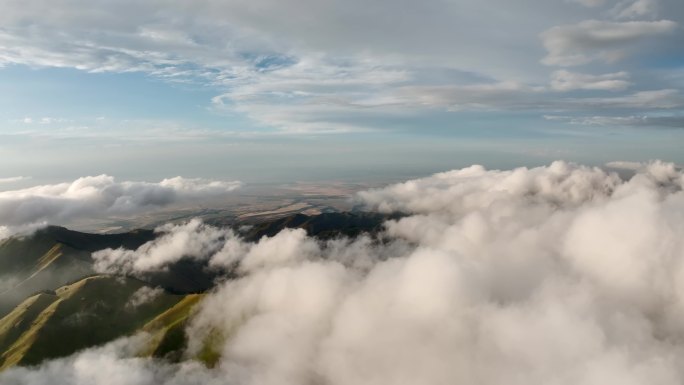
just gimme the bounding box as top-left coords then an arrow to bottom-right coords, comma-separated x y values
0,212 -> 391,370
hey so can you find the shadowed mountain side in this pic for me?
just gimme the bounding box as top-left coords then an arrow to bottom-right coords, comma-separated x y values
116,212 -> 400,293
0,226 -> 155,274
0,225 -> 233,317
0,212 -> 397,312
0,227 -> 155,317
0,293 -> 58,358
237,212 -> 400,241
0,244 -> 91,316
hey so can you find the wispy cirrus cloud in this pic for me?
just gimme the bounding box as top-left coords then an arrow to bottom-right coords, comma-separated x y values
1,1 -> 683,197
540,19 -> 678,67
0,176 -> 30,184
568,89 -> 684,109
550,70 -> 631,91
0,0 -> 682,135
612,0 -> 661,19
546,113 -> 684,127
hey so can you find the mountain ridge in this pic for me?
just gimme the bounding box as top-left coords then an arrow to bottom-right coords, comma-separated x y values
0,211 -> 395,370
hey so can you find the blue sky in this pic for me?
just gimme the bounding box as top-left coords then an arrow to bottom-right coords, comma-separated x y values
1,0 -> 683,185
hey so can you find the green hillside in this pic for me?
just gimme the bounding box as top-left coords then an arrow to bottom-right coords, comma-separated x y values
0,226 -> 155,317
0,226 -> 219,318
0,212 -> 390,370
0,293 -> 58,357
0,226 -> 154,277
0,275 -> 189,369
140,294 -> 204,361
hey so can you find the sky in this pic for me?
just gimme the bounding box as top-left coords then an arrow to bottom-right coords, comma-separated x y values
1,0 -> 684,185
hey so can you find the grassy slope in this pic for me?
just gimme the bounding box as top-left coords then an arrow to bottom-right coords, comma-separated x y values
0,298 -> 61,369
0,226 -> 218,315
140,294 -> 204,361
0,226 -> 151,276
0,293 -> 58,356
0,213 -> 392,369
0,275 -> 187,369
0,244 -> 95,317
0,227 -> 155,318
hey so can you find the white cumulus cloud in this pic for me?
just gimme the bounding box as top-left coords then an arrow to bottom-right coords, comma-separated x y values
126,286 -> 165,308
0,175 -> 241,239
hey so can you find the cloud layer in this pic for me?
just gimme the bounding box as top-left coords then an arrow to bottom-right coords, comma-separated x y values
0,175 -> 241,238
4,160 -> 684,384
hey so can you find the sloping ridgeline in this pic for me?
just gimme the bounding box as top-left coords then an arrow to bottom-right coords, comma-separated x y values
0,211 -> 394,370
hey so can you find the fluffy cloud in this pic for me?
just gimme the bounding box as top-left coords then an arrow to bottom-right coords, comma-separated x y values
6,161 -> 684,384
126,286 -> 164,308
93,219 -> 232,274
541,19 -> 678,66
94,221 -> 343,275
358,161 -> 622,213
0,175 -> 241,238
0,335 -> 216,385
189,160 -> 684,385
0,222 -> 49,243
